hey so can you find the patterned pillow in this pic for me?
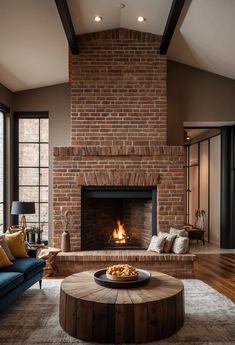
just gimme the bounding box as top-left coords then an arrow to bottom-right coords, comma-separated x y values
147,235 -> 166,253
158,232 -> 177,253
169,227 -> 188,238
171,236 -> 189,254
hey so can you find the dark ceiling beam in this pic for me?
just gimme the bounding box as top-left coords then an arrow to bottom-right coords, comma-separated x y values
160,0 -> 186,55
55,0 -> 79,54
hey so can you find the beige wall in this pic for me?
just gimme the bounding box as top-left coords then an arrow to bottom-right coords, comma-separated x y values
13,83 -> 70,243
167,61 -> 235,145
0,83 -> 12,107
0,83 -> 13,228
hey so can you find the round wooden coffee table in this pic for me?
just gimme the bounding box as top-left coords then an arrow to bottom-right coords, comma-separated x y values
59,270 -> 184,344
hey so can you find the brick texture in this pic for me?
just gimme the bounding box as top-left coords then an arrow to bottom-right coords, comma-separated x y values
81,198 -> 152,250
53,28 -> 185,251
55,251 -> 195,279
70,29 -> 167,148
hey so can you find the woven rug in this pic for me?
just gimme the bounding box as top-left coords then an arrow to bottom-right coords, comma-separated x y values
0,279 -> 234,345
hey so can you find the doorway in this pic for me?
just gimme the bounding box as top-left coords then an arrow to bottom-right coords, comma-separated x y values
184,128 -> 221,245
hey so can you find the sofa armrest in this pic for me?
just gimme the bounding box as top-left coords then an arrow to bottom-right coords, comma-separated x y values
28,248 -> 37,258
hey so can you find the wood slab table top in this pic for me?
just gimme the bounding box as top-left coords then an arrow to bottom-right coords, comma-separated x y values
59,270 -> 184,344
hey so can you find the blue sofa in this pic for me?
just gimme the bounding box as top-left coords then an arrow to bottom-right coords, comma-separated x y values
0,248 -> 45,312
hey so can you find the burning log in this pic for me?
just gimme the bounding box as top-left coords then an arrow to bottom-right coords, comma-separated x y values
110,220 -> 129,245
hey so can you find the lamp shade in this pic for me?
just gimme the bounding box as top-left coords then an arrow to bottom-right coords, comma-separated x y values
11,201 -> 35,215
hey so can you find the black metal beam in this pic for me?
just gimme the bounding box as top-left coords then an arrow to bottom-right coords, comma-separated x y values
55,0 -> 79,54
160,0 -> 186,55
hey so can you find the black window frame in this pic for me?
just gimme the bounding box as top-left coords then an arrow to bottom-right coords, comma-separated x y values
13,111 -> 49,232
0,103 -> 9,233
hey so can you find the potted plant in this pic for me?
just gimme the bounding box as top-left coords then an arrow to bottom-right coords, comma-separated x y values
35,224 -> 44,244
28,226 -> 37,243
25,228 -> 30,242
28,224 -> 44,244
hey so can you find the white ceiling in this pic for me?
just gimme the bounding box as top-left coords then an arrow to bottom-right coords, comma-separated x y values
0,0 -> 68,91
0,0 -> 235,92
168,0 -> 235,80
67,0 -> 172,35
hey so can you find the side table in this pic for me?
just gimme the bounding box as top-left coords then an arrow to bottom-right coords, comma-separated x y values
185,227 -> 205,245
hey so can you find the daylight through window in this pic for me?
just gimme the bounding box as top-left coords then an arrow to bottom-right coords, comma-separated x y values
17,116 -> 49,240
0,112 -> 4,232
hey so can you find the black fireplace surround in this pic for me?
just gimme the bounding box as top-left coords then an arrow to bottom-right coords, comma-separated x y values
81,187 -> 157,250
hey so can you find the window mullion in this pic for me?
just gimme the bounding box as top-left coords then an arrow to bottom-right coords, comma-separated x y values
39,118 -> 41,227
15,114 -> 48,240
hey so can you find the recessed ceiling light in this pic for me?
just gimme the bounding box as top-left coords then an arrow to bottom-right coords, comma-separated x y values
94,15 -> 102,22
137,16 -> 146,22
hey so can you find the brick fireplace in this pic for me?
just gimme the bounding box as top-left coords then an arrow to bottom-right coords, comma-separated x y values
81,186 -> 156,250
53,28 -> 184,251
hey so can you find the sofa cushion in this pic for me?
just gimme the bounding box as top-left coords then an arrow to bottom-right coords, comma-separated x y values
0,272 -> 24,298
0,246 -> 13,268
5,231 -> 28,258
0,238 -> 15,261
0,258 -> 45,281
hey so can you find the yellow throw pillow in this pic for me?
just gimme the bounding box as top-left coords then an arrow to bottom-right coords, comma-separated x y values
0,245 -> 13,268
5,231 -> 28,258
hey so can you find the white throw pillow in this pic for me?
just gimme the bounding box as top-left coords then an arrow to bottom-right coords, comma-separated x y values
158,232 -> 177,253
169,227 -> 188,238
147,235 -> 166,253
171,236 -> 189,254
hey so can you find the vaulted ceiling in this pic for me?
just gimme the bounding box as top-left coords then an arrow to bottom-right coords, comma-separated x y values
0,0 -> 234,92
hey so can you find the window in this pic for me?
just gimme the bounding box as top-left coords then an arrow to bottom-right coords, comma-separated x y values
0,112 -> 4,232
14,113 -> 49,240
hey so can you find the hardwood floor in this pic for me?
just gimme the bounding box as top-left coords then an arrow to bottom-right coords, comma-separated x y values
194,254 -> 235,302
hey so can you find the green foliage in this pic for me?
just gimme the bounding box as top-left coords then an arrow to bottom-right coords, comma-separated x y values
28,223 -> 44,234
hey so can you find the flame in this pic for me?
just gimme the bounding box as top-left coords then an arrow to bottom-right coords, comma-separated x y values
112,220 -> 127,244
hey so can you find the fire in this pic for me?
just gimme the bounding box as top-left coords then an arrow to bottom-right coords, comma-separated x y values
112,220 -> 127,244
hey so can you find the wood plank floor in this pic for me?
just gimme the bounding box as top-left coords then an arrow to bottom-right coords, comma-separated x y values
194,254 -> 235,302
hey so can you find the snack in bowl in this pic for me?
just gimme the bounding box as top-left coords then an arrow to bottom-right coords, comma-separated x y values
106,264 -> 138,281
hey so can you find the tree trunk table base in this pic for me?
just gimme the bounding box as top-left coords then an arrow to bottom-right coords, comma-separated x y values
59,270 -> 184,344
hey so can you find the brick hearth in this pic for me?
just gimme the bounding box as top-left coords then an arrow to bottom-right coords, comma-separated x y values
55,250 -> 195,279
53,28 -> 185,251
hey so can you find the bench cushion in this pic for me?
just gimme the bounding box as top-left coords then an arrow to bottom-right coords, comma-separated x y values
0,272 -> 24,298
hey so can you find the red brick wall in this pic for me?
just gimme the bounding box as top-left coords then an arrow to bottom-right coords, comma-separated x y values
70,28 -> 167,148
53,29 -> 185,250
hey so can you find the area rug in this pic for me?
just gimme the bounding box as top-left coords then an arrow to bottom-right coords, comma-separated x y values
0,279 -> 234,345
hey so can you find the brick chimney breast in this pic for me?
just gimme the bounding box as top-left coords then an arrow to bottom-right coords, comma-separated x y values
53,28 -> 184,251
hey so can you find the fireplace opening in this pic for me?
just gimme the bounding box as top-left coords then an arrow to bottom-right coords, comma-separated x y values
81,187 -> 157,250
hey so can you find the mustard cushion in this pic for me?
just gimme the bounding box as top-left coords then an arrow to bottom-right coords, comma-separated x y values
0,238 -> 15,261
0,245 -> 13,268
5,231 -> 28,258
